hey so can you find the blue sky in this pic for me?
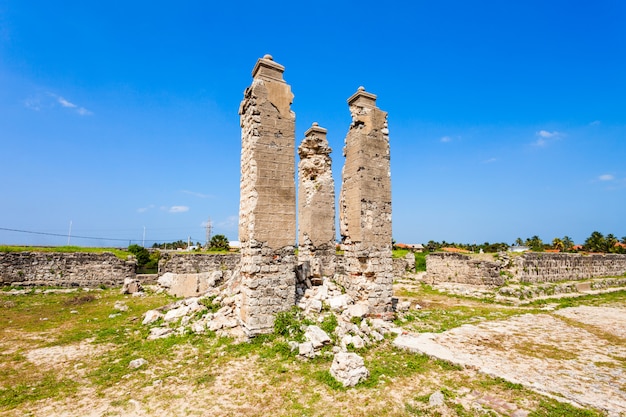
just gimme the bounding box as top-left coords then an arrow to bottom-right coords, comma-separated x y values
1,0 -> 624,247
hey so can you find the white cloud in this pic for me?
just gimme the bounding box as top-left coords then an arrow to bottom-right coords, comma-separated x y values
440,136 -> 452,143
182,190 -> 213,198
168,205 -> 189,213
483,158 -> 497,164
57,96 -> 77,108
137,204 -> 155,213
589,120 -> 601,126
599,174 -> 614,181
538,130 -> 558,138
49,92 -> 93,116
533,130 -> 565,147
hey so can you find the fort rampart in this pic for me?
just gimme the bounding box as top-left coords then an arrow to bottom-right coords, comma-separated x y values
426,252 -> 626,286
0,252 -> 136,287
158,252 -> 240,275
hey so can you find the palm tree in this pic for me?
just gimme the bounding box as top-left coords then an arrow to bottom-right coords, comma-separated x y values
552,238 -> 564,252
562,236 -> 574,252
528,235 -> 544,251
584,231 -> 605,252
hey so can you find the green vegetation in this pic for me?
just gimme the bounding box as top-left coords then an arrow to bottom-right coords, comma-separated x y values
529,399 -> 604,417
208,234 -> 230,252
0,245 -> 129,259
1,282 -> 619,415
127,244 -> 160,273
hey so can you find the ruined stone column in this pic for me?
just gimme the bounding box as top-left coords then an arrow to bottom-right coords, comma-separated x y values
339,87 -> 393,318
297,122 -> 336,284
238,55 -> 296,335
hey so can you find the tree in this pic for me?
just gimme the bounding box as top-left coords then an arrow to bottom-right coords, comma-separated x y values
526,236 -> 544,252
208,234 -> 230,251
584,231 -> 606,253
552,238 -> 564,252
128,244 -> 150,267
514,237 -> 524,246
606,234 -> 618,253
562,236 -> 574,252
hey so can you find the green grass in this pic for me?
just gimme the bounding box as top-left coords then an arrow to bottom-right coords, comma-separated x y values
529,399 -> 605,417
0,284 -> 616,416
0,245 -> 130,260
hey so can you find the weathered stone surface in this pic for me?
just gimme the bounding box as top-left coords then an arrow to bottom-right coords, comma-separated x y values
237,55 -> 297,335
157,271 -> 225,298
330,352 -> 369,387
297,122 -> 336,280
344,303 -> 369,319
158,252 -> 239,275
163,305 -> 190,322
429,391 -> 445,407
394,307 -> 626,415
0,252 -> 135,287
304,325 -> 331,348
298,341 -> 316,358
338,87 -> 393,317
426,252 -> 626,287
121,278 -> 143,294
128,358 -> 147,369
142,309 -> 163,325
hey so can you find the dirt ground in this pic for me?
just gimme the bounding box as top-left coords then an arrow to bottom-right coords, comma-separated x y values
2,286 -> 624,416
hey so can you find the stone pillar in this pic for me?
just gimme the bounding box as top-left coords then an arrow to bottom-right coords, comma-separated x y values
238,55 -> 296,335
339,87 -> 393,318
297,122 -> 336,284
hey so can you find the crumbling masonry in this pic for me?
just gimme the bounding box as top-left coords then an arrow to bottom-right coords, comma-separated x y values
297,122 -> 336,284
338,87 -> 394,317
237,55 -> 297,335
237,57 -> 393,333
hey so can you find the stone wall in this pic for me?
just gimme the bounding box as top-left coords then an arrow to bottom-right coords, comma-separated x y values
158,253 -> 240,275
237,55 -> 297,335
338,87 -> 393,317
297,122 -> 336,280
0,252 -> 135,287
512,253 -> 626,283
425,252 -> 504,286
426,252 -> 626,286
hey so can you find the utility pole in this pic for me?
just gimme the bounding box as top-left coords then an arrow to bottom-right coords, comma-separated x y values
205,217 -> 212,248
142,226 -> 146,247
67,220 -> 72,245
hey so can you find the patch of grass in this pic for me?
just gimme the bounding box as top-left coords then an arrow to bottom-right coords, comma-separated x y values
63,294 -> 96,306
414,251 -> 429,272
198,295 -> 221,313
528,289 -> 626,309
0,245 -> 129,260
529,399 -> 604,417
360,347 -> 431,388
513,342 -> 578,361
319,314 -> 338,336
273,307 -> 311,342
392,249 -> 410,258
313,370 -> 345,391
0,372 -> 79,409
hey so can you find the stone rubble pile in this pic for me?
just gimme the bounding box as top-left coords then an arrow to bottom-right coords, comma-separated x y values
140,276 -> 412,387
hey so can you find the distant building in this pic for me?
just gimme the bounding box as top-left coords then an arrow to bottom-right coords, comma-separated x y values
509,246 -> 530,253
395,243 -> 424,252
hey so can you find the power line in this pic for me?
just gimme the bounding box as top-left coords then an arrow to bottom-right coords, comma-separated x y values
0,227 -> 207,245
